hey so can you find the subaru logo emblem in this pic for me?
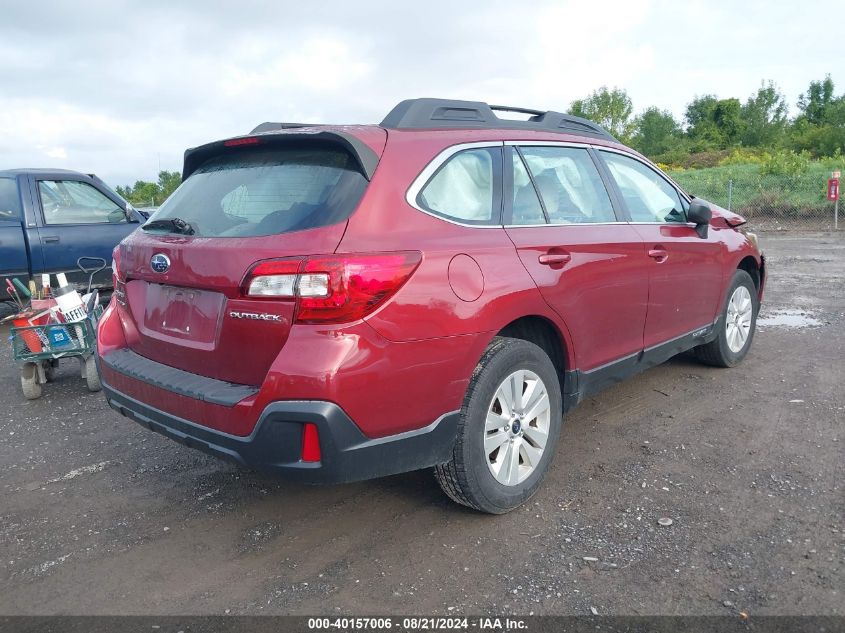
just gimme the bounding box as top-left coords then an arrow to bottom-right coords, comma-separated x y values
150,253 -> 170,273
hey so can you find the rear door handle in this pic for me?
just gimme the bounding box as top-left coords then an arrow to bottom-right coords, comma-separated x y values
538,252 -> 571,266
648,246 -> 668,262
42,236 -> 60,243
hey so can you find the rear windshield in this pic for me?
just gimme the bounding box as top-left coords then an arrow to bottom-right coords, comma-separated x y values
146,146 -> 367,237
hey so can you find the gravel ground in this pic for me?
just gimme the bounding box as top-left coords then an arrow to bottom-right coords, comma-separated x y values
0,232 -> 842,616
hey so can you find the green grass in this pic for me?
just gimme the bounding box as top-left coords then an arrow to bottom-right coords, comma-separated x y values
666,162 -> 837,220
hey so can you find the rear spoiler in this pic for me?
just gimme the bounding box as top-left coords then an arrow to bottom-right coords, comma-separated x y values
182,128 -> 381,181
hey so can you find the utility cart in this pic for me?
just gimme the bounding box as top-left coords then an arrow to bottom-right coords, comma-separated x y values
7,258 -> 107,399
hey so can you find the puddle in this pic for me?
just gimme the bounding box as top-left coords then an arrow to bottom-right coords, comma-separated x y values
757,309 -> 822,328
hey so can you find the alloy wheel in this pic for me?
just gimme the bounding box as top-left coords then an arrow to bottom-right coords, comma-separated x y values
484,369 -> 551,486
726,285 -> 753,353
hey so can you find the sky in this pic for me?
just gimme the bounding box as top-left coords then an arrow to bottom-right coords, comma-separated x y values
0,0 -> 839,188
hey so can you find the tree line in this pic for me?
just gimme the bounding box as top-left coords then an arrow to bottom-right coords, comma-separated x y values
116,170 -> 181,208
569,75 -> 844,166
117,75 -> 844,204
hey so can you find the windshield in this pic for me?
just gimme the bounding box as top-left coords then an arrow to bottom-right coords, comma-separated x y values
146,146 -> 367,237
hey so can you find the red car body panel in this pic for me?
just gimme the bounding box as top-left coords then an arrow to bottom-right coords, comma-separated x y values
505,223 -> 649,371
116,225 -> 347,385
630,222 -> 725,348
97,115 -> 764,482
99,299 -> 489,438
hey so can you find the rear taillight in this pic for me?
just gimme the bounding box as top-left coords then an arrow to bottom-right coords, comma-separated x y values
296,253 -> 421,323
243,258 -> 302,297
111,245 -> 121,283
112,246 -> 126,307
242,252 -> 422,324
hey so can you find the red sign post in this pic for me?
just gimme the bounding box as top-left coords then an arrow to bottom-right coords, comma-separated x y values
830,175 -> 840,230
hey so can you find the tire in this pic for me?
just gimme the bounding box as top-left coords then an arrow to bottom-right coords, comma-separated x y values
694,269 -> 758,368
434,337 -> 562,514
84,356 -> 102,392
20,363 -> 42,400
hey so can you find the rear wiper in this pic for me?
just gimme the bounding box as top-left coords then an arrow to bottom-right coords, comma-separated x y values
142,217 -> 195,235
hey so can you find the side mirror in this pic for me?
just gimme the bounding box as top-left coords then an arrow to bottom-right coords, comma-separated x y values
687,198 -> 712,238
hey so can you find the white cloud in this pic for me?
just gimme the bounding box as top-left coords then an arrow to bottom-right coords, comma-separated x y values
529,0 -> 655,105
43,146 -> 68,160
0,0 -> 839,186
221,37 -> 372,96
0,99 -> 201,183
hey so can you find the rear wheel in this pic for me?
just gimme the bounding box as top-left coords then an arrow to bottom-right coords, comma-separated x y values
434,337 -> 562,514
694,269 -> 758,367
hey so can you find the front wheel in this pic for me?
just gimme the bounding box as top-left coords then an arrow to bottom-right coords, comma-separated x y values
434,337 -> 562,514
694,269 -> 758,367
20,363 -> 42,400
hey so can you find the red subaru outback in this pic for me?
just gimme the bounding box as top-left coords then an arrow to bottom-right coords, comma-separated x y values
98,99 -> 764,513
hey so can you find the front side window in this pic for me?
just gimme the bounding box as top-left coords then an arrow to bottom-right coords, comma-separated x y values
39,180 -> 126,225
516,147 -> 616,224
600,152 -> 687,223
0,178 -> 21,220
417,148 -> 500,225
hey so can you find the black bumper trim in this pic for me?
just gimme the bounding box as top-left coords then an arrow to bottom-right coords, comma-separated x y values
100,349 -> 258,407
102,380 -> 460,484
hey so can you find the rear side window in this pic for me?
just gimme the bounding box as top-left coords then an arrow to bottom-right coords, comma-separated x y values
510,152 -> 546,225
147,147 -> 367,237
0,178 -> 21,219
417,148 -> 501,225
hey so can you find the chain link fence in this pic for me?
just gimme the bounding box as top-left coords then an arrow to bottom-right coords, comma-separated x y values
669,171 -> 840,231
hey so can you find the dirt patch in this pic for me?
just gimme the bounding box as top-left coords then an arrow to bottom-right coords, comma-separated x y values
0,233 -> 842,616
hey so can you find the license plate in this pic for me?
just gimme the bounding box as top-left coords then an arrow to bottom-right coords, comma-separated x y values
160,287 -> 198,335
141,283 -> 224,345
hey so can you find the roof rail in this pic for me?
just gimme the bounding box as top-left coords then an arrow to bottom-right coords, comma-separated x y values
380,98 -> 617,141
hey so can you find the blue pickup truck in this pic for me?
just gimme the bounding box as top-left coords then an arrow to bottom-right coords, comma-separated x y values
0,169 -> 146,294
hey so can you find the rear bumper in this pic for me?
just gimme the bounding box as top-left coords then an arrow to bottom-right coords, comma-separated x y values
102,379 -> 460,484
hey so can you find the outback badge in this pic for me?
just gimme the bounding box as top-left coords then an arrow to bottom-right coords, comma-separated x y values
229,311 -> 285,323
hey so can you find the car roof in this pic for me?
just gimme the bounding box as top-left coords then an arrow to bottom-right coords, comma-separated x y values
242,99 -> 627,153
251,99 -> 617,141
190,99 -> 634,179
0,168 -> 93,177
